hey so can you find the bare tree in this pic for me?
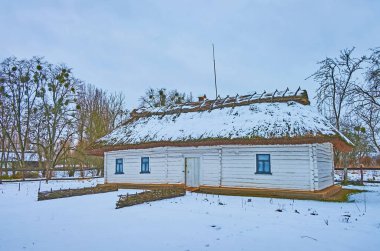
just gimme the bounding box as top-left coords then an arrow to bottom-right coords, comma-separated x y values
34,64 -> 81,181
0,76 -> 15,182
341,118 -> 374,160
76,84 -> 128,143
354,100 -> 380,152
1,56 -> 129,180
353,48 -> 380,152
139,87 -> 193,108
308,47 -> 366,130
0,110 -> 15,181
74,84 -> 128,176
0,57 -> 44,174
355,48 -> 380,108
309,48 -> 367,182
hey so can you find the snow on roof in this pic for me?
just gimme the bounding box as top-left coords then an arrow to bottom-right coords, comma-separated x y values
91,89 -> 352,153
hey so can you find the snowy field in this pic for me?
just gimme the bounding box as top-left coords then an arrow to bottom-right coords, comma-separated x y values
0,179 -> 380,251
335,169 -> 380,182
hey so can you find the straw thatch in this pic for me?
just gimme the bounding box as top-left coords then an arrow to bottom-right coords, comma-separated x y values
88,88 -> 353,155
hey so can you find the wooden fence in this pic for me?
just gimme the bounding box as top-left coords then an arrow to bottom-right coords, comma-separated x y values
335,167 -> 380,170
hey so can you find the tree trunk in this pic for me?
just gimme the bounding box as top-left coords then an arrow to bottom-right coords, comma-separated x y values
0,162 -> 2,184
4,162 -> 8,178
80,168 -> 84,178
343,167 -> 348,184
45,169 -> 50,183
360,164 -> 364,185
69,165 -> 75,177
12,162 -> 16,177
3,162 -> 9,176
45,162 -> 51,183
343,152 -> 348,184
340,152 -> 348,184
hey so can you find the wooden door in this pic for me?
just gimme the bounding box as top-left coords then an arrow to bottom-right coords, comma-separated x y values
185,157 -> 200,187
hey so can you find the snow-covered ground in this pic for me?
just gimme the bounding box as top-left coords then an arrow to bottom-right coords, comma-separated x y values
1,179 -> 380,251
335,169 -> 380,182
51,170 -> 100,178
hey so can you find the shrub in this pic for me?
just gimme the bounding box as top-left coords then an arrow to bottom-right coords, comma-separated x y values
24,171 -> 40,179
1,171 -> 39,179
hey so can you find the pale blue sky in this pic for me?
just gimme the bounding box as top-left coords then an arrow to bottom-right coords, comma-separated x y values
1,0 -> 379,107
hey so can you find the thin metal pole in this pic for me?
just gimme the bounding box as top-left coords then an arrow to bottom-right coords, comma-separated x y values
212,43 -> 218,98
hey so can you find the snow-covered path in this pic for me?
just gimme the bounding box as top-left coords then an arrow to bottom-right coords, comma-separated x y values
0,180 -> 379,251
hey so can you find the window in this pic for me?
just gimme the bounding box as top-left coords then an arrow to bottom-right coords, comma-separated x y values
141,157 -> 150,173
115,158 -> 124,174
256,154 -> 271,174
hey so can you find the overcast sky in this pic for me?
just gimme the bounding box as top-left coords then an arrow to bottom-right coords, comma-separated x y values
1,0 -> 379,107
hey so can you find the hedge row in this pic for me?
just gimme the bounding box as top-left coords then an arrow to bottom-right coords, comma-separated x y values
116,188 -> 186,209
38,184 -> 118,201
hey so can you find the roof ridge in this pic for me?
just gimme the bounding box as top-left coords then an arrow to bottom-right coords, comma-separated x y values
130,88 -> 309,119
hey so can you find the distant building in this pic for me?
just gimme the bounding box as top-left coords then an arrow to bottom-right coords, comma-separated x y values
0,151 -> 39,168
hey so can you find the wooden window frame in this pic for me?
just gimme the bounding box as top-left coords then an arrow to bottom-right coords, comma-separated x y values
255,154 -> 271,175
115,158 -> 124,174
140,157 -> 150,174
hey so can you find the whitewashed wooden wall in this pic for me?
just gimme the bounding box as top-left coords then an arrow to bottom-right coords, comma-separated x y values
316,143 -> 334,190
104,143 -> 334,191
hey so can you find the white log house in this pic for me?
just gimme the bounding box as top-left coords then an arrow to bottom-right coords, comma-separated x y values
89,89 -> 352,192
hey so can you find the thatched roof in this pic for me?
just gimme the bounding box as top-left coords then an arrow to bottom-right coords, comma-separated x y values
88,88 -> 353,156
